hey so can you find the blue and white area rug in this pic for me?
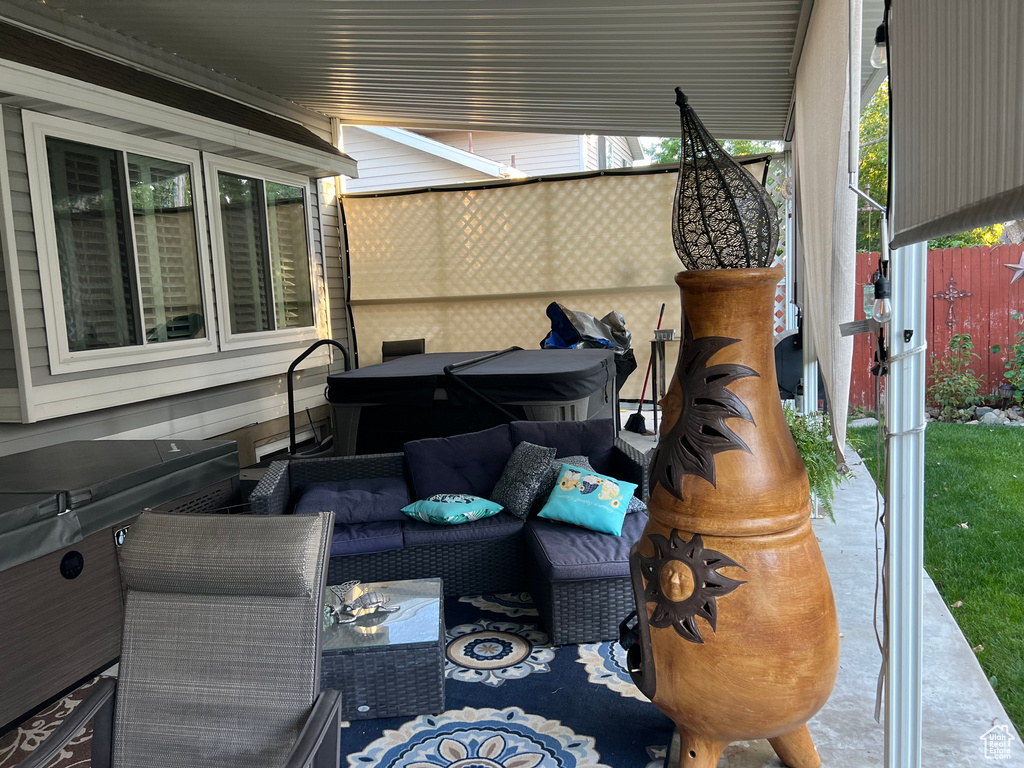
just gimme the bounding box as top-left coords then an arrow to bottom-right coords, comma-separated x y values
343,594 -> 674,768
0,594 -> 674,768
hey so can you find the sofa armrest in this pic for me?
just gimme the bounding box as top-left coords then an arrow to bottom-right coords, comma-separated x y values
610,437 -> 652,501
287,453 -> 405,485
249,460 -> 292,515
249,454 -> 407,515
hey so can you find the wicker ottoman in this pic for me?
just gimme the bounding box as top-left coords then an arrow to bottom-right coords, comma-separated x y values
320,577 -> 445,720
524,511 -> 647,645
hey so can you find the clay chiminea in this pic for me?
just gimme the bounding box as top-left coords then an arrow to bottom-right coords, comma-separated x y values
624,91 -> 839,768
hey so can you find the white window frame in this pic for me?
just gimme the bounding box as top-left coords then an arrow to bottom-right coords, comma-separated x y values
204,154 -> 320,351
23,111 -> 217,374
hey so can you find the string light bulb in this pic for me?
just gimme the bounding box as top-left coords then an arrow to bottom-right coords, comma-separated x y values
872,272 -> 893,324
870,23 -> 887,69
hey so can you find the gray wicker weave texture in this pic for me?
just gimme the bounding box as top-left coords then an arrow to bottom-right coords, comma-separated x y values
326,537 -> 527,597
248,461 -> 290,515
534,575 -> 635,646
113,511 -> 332,768
324,634 -> 445,720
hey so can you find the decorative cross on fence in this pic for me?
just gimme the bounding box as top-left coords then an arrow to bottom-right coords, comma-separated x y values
932,274 -> 973,329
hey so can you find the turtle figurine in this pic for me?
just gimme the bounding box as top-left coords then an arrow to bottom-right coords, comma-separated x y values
325,581 -> 400,627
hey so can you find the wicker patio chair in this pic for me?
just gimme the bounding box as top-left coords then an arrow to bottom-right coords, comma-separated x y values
15,510 -> 340,768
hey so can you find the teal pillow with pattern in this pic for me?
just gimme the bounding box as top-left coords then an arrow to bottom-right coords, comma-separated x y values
537,463 -> 638,535
401,493 -> 503,525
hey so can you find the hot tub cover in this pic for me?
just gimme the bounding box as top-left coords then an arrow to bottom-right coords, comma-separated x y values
326,349 -> 613,407
0,439 -> 237,572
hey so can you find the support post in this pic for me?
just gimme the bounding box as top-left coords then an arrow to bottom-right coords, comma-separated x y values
883,240 -> 926,768
801,319 -> 819,416
784,151 -> 799,333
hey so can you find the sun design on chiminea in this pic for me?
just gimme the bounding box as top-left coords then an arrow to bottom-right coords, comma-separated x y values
650,315 -> 759,500
638,529 -> 746,644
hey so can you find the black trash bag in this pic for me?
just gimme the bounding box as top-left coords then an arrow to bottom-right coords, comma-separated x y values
541,303 -> 638,391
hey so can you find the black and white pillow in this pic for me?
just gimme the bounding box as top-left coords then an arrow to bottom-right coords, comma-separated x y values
490,441 -> 557,520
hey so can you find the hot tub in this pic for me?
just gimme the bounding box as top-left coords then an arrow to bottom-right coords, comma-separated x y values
325,348 -> 615,454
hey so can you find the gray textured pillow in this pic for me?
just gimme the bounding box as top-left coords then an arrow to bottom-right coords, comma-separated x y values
491,441 -> 557,520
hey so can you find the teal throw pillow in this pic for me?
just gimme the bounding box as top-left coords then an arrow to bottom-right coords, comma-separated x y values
402,493 -> 503,525
537,463 -> 639,536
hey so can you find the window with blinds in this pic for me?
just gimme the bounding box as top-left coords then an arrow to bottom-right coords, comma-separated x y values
215,171 -> 314,339
44,136 -> 205,353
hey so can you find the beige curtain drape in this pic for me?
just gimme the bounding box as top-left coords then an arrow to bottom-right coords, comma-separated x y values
793,0 -> 861,462
890,0 -> 1024,248
343,172 -> 682,401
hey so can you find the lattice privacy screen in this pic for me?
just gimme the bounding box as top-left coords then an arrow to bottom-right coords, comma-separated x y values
343,170 -> 781,402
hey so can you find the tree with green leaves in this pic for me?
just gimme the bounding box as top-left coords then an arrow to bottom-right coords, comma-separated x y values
856,82 -> 1002,250
647,137 -> 783,165
645,80 -> 1003,250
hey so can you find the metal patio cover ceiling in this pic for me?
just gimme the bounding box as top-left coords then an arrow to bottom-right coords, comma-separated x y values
37,0 -> 827,139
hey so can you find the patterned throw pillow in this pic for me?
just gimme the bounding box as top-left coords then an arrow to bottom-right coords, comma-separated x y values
536,454 -> 594,503
537,463 -> 639,536
490,442 -> 557,520
626,494 -> 648,515
401,494 -> 503,525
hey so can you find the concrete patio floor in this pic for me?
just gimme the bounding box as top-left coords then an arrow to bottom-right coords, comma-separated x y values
616,413 -> 1022,767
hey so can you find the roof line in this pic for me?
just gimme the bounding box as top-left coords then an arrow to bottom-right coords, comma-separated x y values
354,126 -> 528,179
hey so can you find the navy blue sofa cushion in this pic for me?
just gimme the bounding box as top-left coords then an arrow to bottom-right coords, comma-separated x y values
402,511 -> 524,547
404,424 -> 514,500
293,477 -> 410,524
327,521 -> 403,557
524,510 -> 647,581
510,418 -> 616,475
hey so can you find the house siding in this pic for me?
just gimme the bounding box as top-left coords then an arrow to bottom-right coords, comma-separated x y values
419,130 -> 582,176
341,127 -> 485,192
608,136 -> 635,168
319,176 -> 349,349
0,99 -> 351,453
0,369 -> 328,457
0,209 -> 20,421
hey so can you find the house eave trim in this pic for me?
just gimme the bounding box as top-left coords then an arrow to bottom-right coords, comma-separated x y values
355,125 -> 527,179
0,58 -> 358,179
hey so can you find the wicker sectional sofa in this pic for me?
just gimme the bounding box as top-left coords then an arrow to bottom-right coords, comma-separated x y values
249,419 -> 650,645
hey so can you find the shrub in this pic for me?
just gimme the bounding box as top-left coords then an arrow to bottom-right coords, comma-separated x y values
928,333 -> 984,421
784,406 -> 849,521
991,312 -> 1024,406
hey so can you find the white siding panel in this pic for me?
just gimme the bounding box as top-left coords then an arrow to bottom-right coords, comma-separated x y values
0,373 -> 328,457
318,175 -> 353,357
584,135 -> 600,170
1,108 -> 28,400
608,136 -> 635,168
419,130 -> 582,176
341,127 -> 486,192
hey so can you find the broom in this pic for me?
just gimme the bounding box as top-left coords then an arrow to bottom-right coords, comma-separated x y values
623,303 -> 666,434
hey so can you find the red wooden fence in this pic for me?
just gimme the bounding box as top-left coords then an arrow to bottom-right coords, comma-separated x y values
849,245 -> 1024,409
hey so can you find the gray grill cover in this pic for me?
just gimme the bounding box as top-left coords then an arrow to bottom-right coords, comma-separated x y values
113,511 -> 332,768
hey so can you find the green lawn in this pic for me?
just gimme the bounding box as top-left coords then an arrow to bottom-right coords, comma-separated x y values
848,423 -> 1024,731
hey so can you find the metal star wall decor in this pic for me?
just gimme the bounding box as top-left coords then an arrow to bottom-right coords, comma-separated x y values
932,274 -> 973,330
1005,252 -> 1024,284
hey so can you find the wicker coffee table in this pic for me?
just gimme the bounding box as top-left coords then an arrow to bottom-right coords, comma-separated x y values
321,577 -> 445,720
